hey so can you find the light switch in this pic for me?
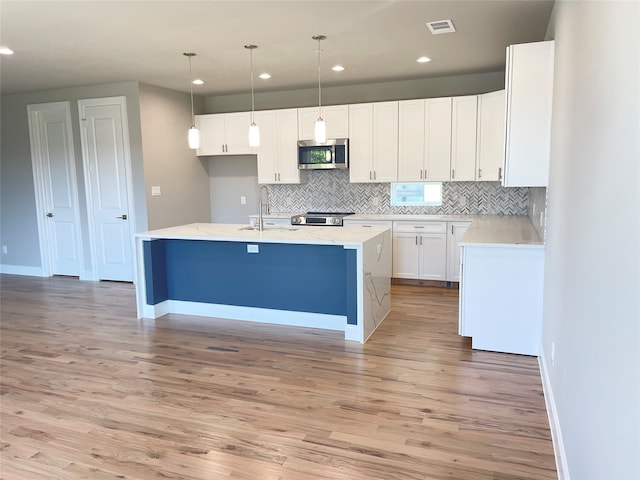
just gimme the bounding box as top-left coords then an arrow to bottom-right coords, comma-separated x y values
151,186 -> 161,196
240,196 -> 247,205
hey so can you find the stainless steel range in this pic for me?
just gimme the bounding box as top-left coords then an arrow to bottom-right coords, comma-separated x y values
290,211 -> 355,226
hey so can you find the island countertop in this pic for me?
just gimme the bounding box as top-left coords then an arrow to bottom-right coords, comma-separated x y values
135,222 -> 390,247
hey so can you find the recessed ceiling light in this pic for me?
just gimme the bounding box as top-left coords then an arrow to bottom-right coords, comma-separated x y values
0,47 -> 15,55
332,65 -> 345,72
192,79 -> 204,85
417,56 -> 432,63
259,73 -> 271,80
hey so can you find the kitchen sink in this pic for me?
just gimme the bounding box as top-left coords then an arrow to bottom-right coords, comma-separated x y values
239,225 -> 299,232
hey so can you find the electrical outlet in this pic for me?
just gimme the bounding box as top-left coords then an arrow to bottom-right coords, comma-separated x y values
459,196 -> 467,207
551,341 -> 556,366
240,196 -> 247,205
372,196 -> 379,207
151,185 -> 161,196
247,244 -> 259,254
1,245 -> 7,254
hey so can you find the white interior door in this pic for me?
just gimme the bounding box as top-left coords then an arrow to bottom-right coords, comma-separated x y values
78,97 -> 134,282
28,102 -> 83,277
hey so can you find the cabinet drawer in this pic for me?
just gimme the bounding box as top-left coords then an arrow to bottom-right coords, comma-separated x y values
344,220 -> 393,229
393,221 -> 447,234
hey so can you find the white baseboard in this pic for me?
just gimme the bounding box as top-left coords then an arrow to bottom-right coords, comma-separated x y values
0,264 -> 46,277
539,350 -> 570,480
145,300 -> 349,335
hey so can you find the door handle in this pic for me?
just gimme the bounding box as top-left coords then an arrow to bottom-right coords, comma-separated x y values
116,214 -> 128,220
46,212 -> 54,218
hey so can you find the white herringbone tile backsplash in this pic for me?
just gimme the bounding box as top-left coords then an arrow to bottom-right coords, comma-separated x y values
267,170 -> 528,215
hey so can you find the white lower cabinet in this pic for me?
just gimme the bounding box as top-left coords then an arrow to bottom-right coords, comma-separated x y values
459,244 -> 544,355
446,222 -> 471,282
392,222 -> 447,280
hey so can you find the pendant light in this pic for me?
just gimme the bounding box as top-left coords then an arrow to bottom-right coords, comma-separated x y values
245,44 -> 260,147
183,52 -> 200,150
312,34 -> 327,144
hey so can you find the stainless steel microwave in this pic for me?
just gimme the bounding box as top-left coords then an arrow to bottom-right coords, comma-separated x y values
297,138 -> 349,170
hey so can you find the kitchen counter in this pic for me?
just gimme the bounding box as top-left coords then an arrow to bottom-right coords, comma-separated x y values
258,213 -> 542,247
458,215 -> 542,247
134,223 -> 392,343
136,222 -> 389,247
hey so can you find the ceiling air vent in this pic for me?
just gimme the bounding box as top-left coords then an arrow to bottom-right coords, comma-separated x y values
426,19 -> 456,35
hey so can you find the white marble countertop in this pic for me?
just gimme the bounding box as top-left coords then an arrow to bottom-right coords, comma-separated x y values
135,223 -> 389,247
248,213 -> 542,247
459,215 -> 543,247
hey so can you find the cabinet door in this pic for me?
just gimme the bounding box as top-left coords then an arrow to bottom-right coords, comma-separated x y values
392,233 -> 420,278
223,112 -> 253,155
503,41 -> 554,187
298,105 -> 349,140
372,101 -> 399,182
398,99 -> 425,181
477,90 -> 505,181
275,109 -> 301,184
446,222 -> 470,282
348,103 -> 374,183
195,114 -> 225,156
255,110 -> 279,184
451,96 -> 478,182
424,97 -> 452,181
418,234 -> 447,281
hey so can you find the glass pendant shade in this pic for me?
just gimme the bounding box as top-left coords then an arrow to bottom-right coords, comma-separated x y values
248,122 -> 260,147
188,126 -> 200,150
314,117 -> 326,144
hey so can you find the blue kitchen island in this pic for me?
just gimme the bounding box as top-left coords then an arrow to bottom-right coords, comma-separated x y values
135,223 -> 392,343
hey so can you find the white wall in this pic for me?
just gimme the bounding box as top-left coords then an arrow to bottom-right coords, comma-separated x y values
542,1 -> 639,478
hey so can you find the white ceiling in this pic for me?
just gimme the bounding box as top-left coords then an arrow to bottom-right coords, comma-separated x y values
0,0 -> 554,97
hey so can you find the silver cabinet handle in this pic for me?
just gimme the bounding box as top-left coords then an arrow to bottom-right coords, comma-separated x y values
415,236 -> 418,245
478,168 -> 482,178
116,214 -> 128,220
419,169 -> 423,180
452,169 -> 455,179
498,167 -> 503,181
46,212 -> 54,218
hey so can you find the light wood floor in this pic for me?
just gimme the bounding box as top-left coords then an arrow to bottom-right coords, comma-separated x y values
0,274 -> 556,479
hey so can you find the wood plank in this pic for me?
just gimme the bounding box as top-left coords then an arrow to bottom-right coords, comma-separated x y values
0,274 -> 556,479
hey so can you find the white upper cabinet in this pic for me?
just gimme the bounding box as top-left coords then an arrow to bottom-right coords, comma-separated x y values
451,95 -> 478,182
425,97 -> 453,181
503,40 -> 555,187
255,109 -> 305,184
476,90 -> 505,181
297,105 -> 349,140
348,101 -> 398,183
398,99 -> 426,181
195,112 -> 253,156
398,98 -> 452,182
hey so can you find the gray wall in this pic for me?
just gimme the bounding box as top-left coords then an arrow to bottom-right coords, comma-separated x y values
208,156 -> 259,223
206,71 -> 505,113
542,1 -> 639,477
139,83 -> 210,229
0,82 -> 146,274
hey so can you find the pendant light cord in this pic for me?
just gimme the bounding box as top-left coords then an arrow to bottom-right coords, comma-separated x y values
316,37 -> 322,116
250,47 -> 255,124
187,54 -> 195,127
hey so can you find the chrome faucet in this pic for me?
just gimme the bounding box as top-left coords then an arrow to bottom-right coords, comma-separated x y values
258,185 -> 270,231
